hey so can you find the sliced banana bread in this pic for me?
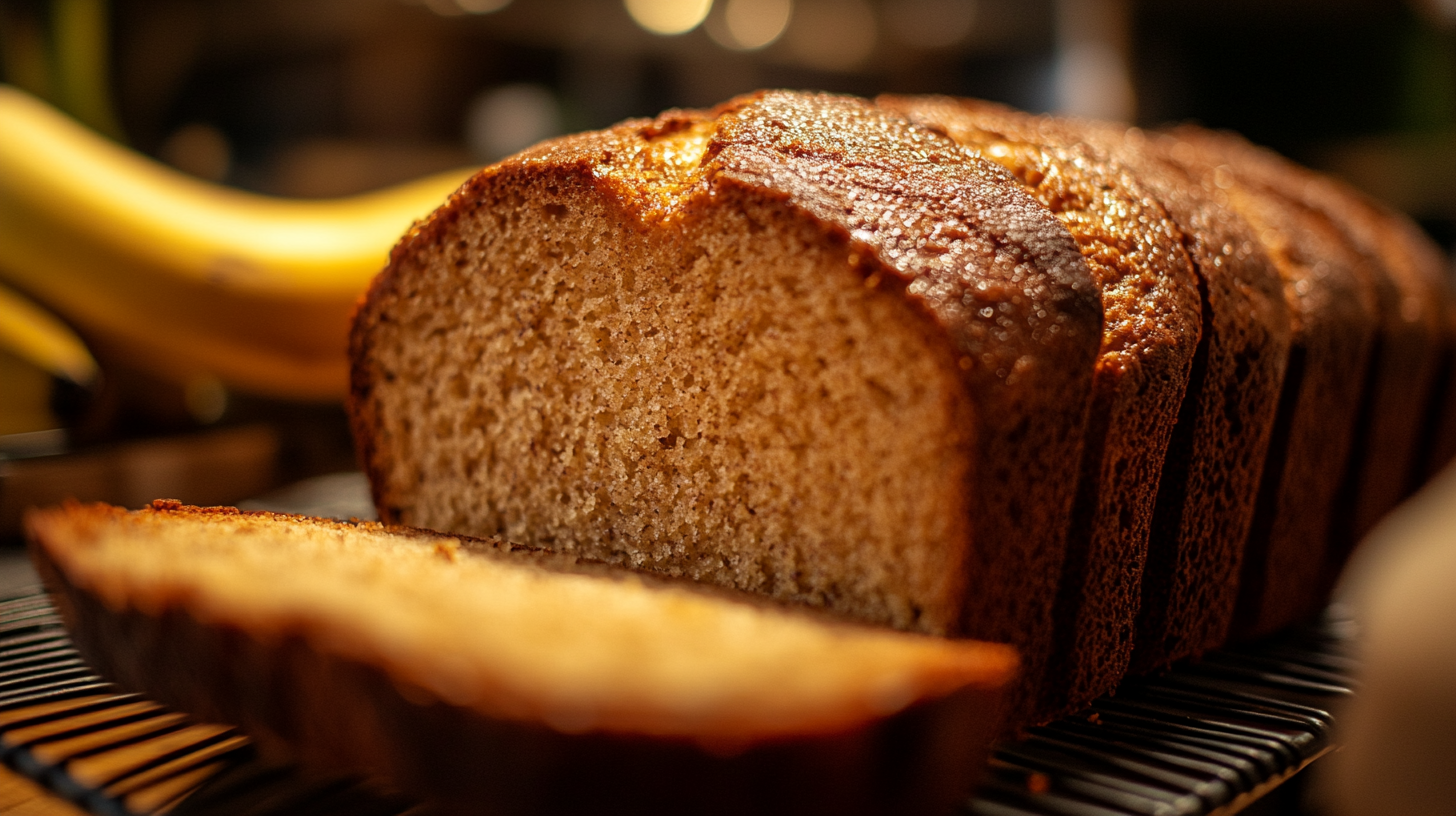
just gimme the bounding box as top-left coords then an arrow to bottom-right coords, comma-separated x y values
27,500 -> 1017,816
1036,119 -> 1293,672
1164,126 -> 1449,597
1152,128 -> 1380,638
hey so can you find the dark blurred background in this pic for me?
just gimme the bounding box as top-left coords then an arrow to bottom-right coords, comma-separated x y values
4,0 -> 1453,237
0,8 -> 1447,812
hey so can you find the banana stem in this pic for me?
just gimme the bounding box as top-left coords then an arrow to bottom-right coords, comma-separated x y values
0,1 -> 54,100
51,0 -> 123,140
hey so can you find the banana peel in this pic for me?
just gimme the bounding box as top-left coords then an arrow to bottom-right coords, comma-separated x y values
0,84 -> 476,400
0,279 -> 95,435
0,278 -> 96,385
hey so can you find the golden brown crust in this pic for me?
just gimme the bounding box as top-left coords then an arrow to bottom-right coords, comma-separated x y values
349,91 -> 1102,720
27,500 -> 1015,815
877,95 -> 1202,717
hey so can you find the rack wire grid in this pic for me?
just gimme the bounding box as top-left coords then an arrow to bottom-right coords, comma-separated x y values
0,587 -> 1355,816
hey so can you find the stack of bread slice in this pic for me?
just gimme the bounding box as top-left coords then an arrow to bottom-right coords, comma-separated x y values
351,90 -> 1454,723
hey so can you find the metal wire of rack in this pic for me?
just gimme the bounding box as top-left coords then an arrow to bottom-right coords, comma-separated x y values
0,588 -> 1354,816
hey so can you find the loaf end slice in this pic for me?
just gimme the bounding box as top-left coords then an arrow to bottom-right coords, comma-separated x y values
27,500 -> 1018,816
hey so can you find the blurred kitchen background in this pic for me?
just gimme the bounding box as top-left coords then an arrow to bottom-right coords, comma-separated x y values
1,0 -> 1455,538
6,0 -> 1455,218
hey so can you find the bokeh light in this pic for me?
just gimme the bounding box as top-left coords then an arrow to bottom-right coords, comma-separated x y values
160,123 -> 231,182
1053,41 -> 1134,121
411,0 -> 512,16
465,84 -> 562,162
709,0 -> 793,50
784,0 -> 876,71
625,0 -> 714,35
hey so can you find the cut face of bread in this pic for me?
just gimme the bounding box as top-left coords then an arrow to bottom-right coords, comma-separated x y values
351,90 -> 1102,710
27,501 -> 1017,816
357,177 -> 975,635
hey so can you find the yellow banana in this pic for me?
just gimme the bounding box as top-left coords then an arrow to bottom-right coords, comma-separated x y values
0,279 -> 97,435
0,277 -> 97,386
0,84 -> 475,400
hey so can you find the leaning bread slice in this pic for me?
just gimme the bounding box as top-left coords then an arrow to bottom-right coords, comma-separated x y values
26,500 -> 1017,816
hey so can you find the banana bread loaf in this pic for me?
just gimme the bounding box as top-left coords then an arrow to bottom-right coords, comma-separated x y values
350,90 -> 1102,720
349,89 -> 1453,720
876,94 -> 1202,717
27,500 -> 1017,816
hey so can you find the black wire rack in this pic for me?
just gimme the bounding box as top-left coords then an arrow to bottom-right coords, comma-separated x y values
0,588 -> 1354,816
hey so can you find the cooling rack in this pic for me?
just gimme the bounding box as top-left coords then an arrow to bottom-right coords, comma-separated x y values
0,587 -> 1353,816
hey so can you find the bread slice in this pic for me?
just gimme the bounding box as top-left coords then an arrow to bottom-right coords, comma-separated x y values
349,91 -> 1102,721
1151,128 -> 1380,639
875,95 -> 1202,717
1161,126 -> 1450,597
999,119 -> 1293,672
26,500 -> 1017,816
